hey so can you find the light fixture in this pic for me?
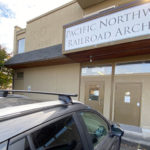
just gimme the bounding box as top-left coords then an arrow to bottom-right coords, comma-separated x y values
90,56 -> 93,63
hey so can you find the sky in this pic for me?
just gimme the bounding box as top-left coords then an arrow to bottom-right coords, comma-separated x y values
0,0 -> 72,53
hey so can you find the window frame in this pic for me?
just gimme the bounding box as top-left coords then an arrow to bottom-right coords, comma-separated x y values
16,72 -> 24,80
8,137 -> 31,150
77,109 -> 112,150
8,112 -> 89,150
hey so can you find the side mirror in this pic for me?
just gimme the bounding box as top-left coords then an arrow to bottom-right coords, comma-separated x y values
110,124 -> 124,137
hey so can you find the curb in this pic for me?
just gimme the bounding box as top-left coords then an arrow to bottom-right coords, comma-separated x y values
122,130 -> 150,148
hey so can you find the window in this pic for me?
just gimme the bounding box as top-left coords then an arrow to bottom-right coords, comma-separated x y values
31,116 -> 83,150
16,72 -> 24,80
80,112 -> 109,149
82,65 -> 112,76
89,88 -> 99,101
115,61 -> 150,74
8,138 -> 31,150
18,38 -> 25,53
0,141 -> 8,150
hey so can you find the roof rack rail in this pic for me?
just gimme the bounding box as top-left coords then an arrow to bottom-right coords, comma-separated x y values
0,90 -> 78,104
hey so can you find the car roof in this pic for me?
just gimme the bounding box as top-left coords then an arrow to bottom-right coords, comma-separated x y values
0,99 -> 66,119
0,96 -> 43,109
0,99 -> 88,143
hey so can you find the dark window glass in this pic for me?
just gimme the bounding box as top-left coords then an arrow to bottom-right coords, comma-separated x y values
16,72 -> 24,80
31,116 -> 83,150
80,112 -> 109,149
8,138 -> 31,150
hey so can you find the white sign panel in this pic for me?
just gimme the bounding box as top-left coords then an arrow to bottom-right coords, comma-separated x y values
124,96 -> 131,103
65,2 -> 150,51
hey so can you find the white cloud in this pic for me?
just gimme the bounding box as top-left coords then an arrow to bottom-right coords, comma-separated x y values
0,0 -> 72,53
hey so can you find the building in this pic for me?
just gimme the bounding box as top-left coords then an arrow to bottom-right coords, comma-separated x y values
5,0 -> 150,128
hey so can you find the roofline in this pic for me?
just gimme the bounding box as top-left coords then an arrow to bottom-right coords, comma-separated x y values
5,55 -> 66,66
27,0 -> 77,24
5,57 -> 75,69
16,28 -> 26,35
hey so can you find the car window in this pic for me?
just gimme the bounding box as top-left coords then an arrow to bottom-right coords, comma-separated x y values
80,111 -> 109,149
8,138 -> 31,150
0,141 -> 8,150
31,116 -> 83,150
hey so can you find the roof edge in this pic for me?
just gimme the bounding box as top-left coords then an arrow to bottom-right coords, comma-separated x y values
16,28 -> 26,35
27,0 -> 77,24
5,55 -> 66,67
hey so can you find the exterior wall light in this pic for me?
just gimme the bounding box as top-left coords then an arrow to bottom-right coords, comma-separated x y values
90,56 -> 93,63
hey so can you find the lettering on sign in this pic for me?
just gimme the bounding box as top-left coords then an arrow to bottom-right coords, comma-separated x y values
64,2 -> 150,51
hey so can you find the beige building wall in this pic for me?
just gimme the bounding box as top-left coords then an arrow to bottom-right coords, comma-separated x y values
14,80 -> 24,90
14,63 -> 80,100
25,2 -> 83,52
14,70 -> 24,90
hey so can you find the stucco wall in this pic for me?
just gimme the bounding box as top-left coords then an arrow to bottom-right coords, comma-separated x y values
14,63 -> 80,100
14,70 -> 25,90
25,2 -> 83,52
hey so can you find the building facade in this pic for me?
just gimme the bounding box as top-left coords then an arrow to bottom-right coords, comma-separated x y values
5,0 -> 150,128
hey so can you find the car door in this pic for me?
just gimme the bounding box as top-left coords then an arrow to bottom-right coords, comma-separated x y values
78,110 -> 121,150
7,114 -> 89,150
29,115 -> 86,150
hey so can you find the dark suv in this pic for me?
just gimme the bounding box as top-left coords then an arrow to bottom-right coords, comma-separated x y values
0,90 -> 123,150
